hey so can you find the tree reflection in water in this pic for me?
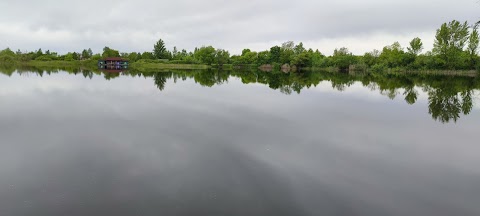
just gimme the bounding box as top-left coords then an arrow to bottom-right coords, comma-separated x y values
1,65 -> 478,124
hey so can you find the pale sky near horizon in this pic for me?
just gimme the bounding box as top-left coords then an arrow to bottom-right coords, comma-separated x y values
0,0 -> 478,55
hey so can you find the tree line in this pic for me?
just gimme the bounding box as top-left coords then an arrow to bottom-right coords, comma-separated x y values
0,20 -> 479,71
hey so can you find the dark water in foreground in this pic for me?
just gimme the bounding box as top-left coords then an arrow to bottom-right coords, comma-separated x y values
0,69 -> 479,216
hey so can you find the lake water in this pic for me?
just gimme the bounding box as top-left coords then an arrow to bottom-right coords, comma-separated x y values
0,68 -> 479,216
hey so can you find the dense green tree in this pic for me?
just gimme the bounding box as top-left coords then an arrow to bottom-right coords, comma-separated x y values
241,49 -> 251,56
87,48 -> 93,57
194,46 -> 216,65
294,42 -> 306,55
414,51 -> 444,69
81,49 -> 90,59
102,47 -> 120,58
91,54 -> 102,60
215,49 -> 230,66
363,49 -> 380,67
172,46 -> 180,60
280,49 -> 294,65
153,39 -> 169,59
279,41 -> 295,64
0,48 -> 16,64
72,52 -> 79,60
332,47 -> 356,70
257,51 -> 271,65
64,53 -> 75,61
291,51 -> 312,67
239,51 -> 258,64
467,27 -> 479,69
0,48 -> 15,56
269,46 -> 281,63
408,37 -> 423,55
379,42 -> 407,68
433,20 -> 469,69
36,48 -> 43,57
140,52 -> 155,60
310,50 -> 326,67
127,52 -> 141,62
230,55 -> 241,64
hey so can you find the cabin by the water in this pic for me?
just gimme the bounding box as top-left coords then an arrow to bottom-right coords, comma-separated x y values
98,57 -> 129,70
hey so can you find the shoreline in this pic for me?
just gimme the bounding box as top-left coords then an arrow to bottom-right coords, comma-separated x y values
0,60 -> 478,77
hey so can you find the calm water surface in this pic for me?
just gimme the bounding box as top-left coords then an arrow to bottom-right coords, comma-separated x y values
0,69 -> 479,216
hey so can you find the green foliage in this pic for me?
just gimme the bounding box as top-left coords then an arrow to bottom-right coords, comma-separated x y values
64,53 -> 75,61
408,37 -> 423,55
269,46 -> 281,63
332,47 -> 356,70
183,55 -> 202,64
294,42 -> 306,55
363,50 -> 380,67
241,49 -> 251,56
141,52 -> 155,60
291,51 -> 311,67
91,54 -> 102,60
169,59 -> 200,64
35,56 -> 53,61
414,51 -> 445,69
433,20 -> 469,69
310,50 -> 326,67
102,47 -> 120,58
153,39 -> 169,59
81,49 -> 92,59
467,27 -> 479,69
36,48 -> 43,57
0,48 -> 15,56
280,41 -> 295,64
371,63 -> 388,73
215,49 -> 230,66
126,52 -> 141,62
379,42 -> 407,68
0,49 -> 18,65
88,48 -> 93,57
72,52 -> 79,60
279,50 -> 294,65
257,51 -> 271,65
237,50 -> 258,65
194,46 -> 216,65
0,54 -> 15,64
174,49 -> 189,61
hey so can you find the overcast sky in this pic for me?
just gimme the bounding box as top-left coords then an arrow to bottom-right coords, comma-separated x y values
0,0 -> 478,55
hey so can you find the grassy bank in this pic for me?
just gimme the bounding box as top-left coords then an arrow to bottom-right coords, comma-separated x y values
302,66 -> 479,77
373,68 -> 478,77
0,60 -> 211,71
21,60 -> 98,69
1,60 -> 478,77
129,61 -> 210,71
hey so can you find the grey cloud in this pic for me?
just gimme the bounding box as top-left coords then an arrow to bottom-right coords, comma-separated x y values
0,0 -> 479,54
